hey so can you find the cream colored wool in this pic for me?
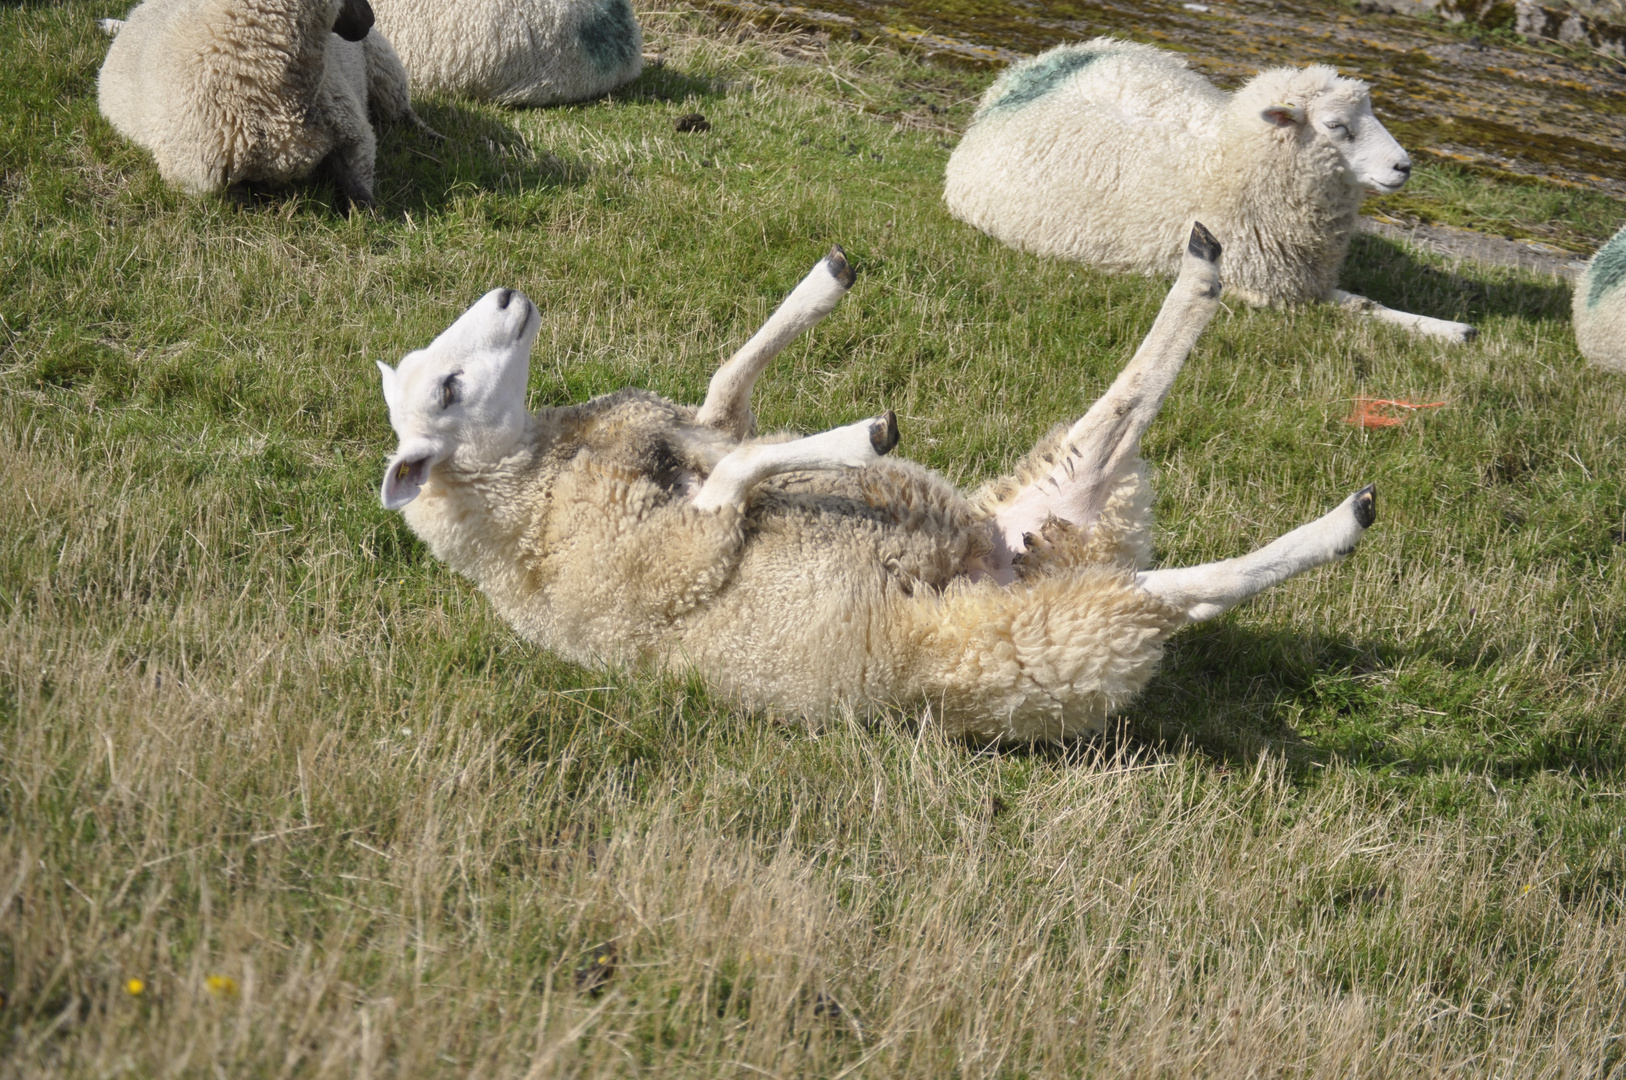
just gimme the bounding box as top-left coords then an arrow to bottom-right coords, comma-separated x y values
1574,224 -> 1626,372
378,238 -> 1375,741
98,0 -> 431,209
370,0 -> 643,106
945,40 -> 1473,341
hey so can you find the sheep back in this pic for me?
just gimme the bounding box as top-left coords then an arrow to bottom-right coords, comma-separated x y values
98,0 -> 410,197
945,39 -> 1217,277
945,41 -> 1369,307
371,0 -> 643,106
1574,225 -> 1626,372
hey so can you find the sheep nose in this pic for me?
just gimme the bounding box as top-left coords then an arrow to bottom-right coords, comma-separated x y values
494,288 -> 515,310
1394,161 -> 1412,177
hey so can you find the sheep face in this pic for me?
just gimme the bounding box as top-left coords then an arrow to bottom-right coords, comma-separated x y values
1261,79 -> 1411,195
378,288 -> 538,509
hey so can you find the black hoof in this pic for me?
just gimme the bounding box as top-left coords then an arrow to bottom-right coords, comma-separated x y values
1187,221 -> 1221,263
1353,484 -> 1377,528
827,244 -> 857,289
869,410 -> 899,455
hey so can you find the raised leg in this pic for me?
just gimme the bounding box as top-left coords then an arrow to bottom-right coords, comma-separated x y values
1135,485 -> 1376,623
984,223 -> 1225,577
1327,289 -> 1476,343
691,411 -> 898,512
694,246 -> 857,439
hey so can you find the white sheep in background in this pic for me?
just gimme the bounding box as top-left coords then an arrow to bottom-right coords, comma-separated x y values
375,228 -> 1377,741
98,0 -> 438,212
369,0 -> 643,107
945,38 -> 1477,344
1573,224 -> 1626,372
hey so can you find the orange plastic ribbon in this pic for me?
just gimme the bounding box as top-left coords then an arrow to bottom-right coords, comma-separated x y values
1344,397 -> 1445,428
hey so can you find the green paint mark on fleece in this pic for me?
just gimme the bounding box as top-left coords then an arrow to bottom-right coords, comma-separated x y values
577,0 -> 640,75
1587,225 -> 1626,309
984,47 -> 1112,115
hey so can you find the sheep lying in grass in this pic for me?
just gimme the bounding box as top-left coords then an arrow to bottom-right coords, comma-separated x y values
945,39 -> 1477,344
98,0 -> 437,211
369,0 -> 643,107
1573,224 -> 1626,372
377,227 -> 1376,741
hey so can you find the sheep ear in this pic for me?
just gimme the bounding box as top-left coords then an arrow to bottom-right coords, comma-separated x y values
333,0 -> 374,42
381,452 -> 430,509
1261,103 -> 1304,128
377,360 -> 401,413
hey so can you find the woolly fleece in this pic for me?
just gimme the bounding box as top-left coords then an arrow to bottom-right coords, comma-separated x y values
370,0 -> 643,106
399,387 -> 1181,741
1574,224 -> 1626,372
944,38 -> 1375,307
98,0 -> 424,206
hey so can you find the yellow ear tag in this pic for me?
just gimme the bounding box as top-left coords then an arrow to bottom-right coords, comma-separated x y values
398,462 -> 411,480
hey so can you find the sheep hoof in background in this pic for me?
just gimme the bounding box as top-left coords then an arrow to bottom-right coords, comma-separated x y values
944,38 -> 1478,345
369,0 -> 644,107
1573,224 -> 1626,372
97,0 -> 437,214
373,226 -> 1378,743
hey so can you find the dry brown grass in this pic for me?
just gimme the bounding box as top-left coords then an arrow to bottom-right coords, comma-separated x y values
3,2 -> 1625,1076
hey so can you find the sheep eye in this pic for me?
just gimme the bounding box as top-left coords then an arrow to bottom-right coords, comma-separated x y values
1327,122 -> 1350,137
440,372 -> 462,409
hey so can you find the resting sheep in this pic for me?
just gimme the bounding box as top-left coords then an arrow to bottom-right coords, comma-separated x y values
98,0 -> 436,211
944,39 -> 1477,344
369,0 -> 643,107
376,227 -> 1377,741
1573,224 -> 1626,372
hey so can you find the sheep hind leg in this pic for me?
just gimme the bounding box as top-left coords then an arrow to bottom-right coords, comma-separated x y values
690,411 -> 898,512
1327,289 -> 1476,344
694,246 -> 857,439
983,223 -> 1225,581
1135,485 -> 1376,624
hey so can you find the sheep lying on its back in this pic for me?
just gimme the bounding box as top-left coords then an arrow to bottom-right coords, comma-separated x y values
376,230 -> 1377,741
98,0 -> 436,211
1574,225 -> 1626,372
945,39 -> 1476,343
370,0 -> 642,107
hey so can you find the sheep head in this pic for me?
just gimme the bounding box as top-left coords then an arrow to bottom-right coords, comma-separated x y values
378,288 -> 538,509
1244,67 -> 1412,195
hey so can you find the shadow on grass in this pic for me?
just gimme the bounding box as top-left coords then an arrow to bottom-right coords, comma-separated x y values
1342,232 -> 1574,325
1093,618 -> 1626,782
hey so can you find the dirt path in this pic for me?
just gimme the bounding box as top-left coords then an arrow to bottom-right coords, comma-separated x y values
1361,216 -> 1590,276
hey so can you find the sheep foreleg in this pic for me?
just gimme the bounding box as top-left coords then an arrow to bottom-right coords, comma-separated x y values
1135,485 -> 1375,623
987,222 -> 1224,571
690,412 -> 898,512
1327,289 -> 1476,343
695,246 -> 856,439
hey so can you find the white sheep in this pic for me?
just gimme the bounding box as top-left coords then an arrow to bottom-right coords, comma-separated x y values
368,0 -> 643,107
375,227 -> 1377,741
1573,224 -> 1626,372
944,38 -> 1477,344
98,0 -> 437,211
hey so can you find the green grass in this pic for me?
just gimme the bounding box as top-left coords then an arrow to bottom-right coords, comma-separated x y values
4,3 -> 1626,1076
1369,159 -> 1626,250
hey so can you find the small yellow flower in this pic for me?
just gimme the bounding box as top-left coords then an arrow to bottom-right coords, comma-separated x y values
206,975 -> 239,998
126,978 -> 145,996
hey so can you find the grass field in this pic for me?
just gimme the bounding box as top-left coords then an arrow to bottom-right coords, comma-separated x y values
5,3 -> 1626,1076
